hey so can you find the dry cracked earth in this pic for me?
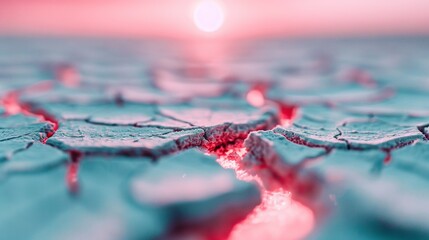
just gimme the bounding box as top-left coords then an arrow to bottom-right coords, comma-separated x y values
1,37 -> 429,240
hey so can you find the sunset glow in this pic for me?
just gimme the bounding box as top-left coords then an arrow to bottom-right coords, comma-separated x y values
193,0 -> 224,32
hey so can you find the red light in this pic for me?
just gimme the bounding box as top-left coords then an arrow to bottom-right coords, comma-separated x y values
67,151 -> 82,194
216,148 -> 315,240
229,190 -> 315,240
278,103 -> 297,127
247,89 -> 265,107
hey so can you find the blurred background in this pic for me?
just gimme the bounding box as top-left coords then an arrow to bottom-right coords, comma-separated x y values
1,0 -> 428,40
0,2 -> 429,240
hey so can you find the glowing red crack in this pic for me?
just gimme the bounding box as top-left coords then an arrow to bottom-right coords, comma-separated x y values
229,190 -> 315,240
67,150 -> 82,194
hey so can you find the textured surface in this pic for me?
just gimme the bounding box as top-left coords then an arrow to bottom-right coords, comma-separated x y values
0,37 -> 429,239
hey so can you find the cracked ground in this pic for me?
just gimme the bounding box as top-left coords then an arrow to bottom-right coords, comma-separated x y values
1,37 -> 429,240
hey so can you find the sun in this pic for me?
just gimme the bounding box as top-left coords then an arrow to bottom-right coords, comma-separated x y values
193,0 -> 224,33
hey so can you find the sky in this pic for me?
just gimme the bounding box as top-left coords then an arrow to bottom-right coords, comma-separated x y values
0,0 -> 428,39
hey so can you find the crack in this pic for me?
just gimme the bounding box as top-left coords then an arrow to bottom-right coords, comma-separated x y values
0,82 -> 64,186
417,123 -> 429,140
334,127 -> 351,150
275,130 -> 333,151
84,118 -> 138,127
0,141 -> 34,163
202,109 -> 280,154
66,150 -> 81,195
80,117 -> 192,132
155,110 -> 196,127
381,149 -> 392,165
0,132 -> 34,143
300,148 -> 332,167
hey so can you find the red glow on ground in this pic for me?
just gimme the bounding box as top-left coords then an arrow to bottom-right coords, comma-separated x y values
277,102 -> 297,127
215,146 -> 315,240
67,150 -> 82,194
246,85 -> 267,108
341,68 -> 376,88
1,81 -> 52,114
247,89 -> 265,107
383,150 -> 392,164
1,89 -> 59,142
2,92 -> 22,115
245,85 -> 297,127
2,87 -> 74,192
0,82 -> 69,189
2,91 -> 58,132
229,190 -> 315,240
216,147 -> 251,181
55,64 -> 80,87
66,161 -> 79,194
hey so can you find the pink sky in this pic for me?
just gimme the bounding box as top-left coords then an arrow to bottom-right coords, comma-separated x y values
0,0 -> 428,39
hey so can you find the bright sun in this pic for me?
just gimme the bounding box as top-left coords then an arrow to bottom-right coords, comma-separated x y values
193,0 -> 224,33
